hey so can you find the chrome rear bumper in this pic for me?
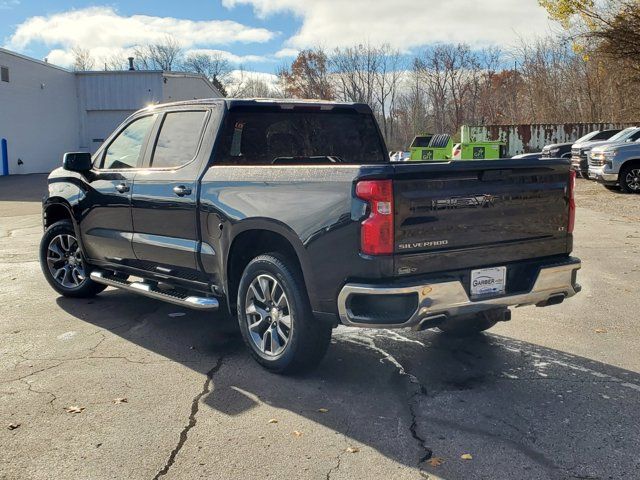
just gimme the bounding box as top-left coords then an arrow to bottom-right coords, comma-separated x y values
337,259 -> 581,329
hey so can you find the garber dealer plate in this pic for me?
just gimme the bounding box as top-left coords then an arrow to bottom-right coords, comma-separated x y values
471,266 -> 506,297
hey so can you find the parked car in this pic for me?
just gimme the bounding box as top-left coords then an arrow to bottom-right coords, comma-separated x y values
572,127 -> 640,178
39,99 -> 582,373
589,140 -> 640,193
390,151 -> 410,162
543,129 -> 621,161
512,152 -> 543,160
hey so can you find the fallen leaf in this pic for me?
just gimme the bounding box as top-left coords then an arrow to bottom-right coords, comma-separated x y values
426,457 -> 445,467
7,423 -> 20,430
292,430 -> 303,437
64,406 -> 85,414
594,328 -> 607,333
113,397 -> 128,404
268,418 -> 278,424
345,446 -> 359,453
461,453 -> 473,460
317,408 -> 329,413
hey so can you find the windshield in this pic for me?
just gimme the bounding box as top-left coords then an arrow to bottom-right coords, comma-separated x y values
575,131 -> 599,143
608,128 -> 638,142
216,107 -> 387,165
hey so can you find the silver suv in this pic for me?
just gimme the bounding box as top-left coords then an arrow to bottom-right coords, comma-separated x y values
589,141 -> 640,193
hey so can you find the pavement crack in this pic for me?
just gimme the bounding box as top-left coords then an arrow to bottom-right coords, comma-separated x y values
337,332 -> 432,468
151,353 -> 228,480
19,378 -> 58,408
325,452 -> 342,480
325,421 -> 352,480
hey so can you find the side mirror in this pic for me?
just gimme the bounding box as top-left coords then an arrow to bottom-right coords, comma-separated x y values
63,152 -> 92,172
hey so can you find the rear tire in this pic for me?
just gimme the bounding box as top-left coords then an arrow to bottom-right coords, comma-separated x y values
237,253 -> 331,374
39,220 -> 106,298
438,311 -> 499,337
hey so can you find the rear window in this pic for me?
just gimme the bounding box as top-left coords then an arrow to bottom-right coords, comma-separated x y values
215,108 -> 387,165
591,130 -> 621,141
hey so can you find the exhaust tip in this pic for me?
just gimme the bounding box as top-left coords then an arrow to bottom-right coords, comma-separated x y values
413,313 -> 447,331
536,293 -> 566,307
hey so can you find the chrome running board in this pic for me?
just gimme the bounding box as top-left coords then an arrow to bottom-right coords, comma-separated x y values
90,270 -> 219,311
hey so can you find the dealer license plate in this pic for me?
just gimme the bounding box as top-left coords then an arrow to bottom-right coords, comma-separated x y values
470,266 -> 506,297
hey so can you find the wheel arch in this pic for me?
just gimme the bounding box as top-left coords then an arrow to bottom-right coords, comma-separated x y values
225,221 -> 315,315
43,199 -> 75,230
620,157 -> 640,170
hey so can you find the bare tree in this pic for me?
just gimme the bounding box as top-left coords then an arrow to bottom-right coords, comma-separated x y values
227,68 -> 282,98
330,43 -> 381,105
104,53 -> 129,71
182,52 -> 231,81
373,44 -> 404,142
134,36 -> 183,71
72,46 -> 95,72
182,52 -> 232,96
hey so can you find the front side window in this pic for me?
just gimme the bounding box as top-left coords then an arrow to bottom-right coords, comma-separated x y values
102,115 -> 156,169
216,108 -> 387,165
150,111 -> 207,168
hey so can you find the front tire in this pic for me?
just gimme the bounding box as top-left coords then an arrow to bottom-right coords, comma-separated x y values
39,220 -> 106,298
237,253 -> 332,374
619,164 -> 640,194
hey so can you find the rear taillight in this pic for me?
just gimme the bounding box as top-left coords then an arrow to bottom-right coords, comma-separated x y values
568,170 -> 576,233
356,180 -> 394,255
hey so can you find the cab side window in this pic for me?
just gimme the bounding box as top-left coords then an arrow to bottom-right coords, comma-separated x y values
150,111 -> 207,168
102,115 -> 156,169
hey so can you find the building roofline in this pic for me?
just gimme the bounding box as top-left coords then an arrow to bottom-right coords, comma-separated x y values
0,47 -> 71,73
74,69 -> 164,75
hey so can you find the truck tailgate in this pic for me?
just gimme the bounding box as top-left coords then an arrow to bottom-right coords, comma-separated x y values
392,159 -> 572,276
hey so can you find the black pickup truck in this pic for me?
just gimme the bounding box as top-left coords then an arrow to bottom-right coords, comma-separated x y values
40,99 -> 581,373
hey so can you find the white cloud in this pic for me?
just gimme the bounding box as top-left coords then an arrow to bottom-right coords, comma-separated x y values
8,6 -> 275,51
229,69 -> 279,85
186,48 -> 272,65
274,48 -> 299,58
222,0 -> 553,50
227,69 -> 280,91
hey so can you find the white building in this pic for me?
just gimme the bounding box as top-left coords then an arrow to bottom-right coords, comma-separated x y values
0,48 -> 221,175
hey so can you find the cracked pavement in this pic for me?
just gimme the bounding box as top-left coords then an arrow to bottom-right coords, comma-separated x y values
1,175 -> 640,480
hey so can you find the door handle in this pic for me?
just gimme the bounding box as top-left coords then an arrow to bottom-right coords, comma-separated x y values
173,185 -> 192,197
115,183 -> 129,193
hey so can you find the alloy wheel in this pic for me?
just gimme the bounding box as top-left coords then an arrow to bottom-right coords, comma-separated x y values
625,168 -> 640,191
245,274 -> 292,357
46,234 -> 86,288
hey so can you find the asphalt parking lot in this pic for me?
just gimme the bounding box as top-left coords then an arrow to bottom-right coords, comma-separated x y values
1,174 -> 639,480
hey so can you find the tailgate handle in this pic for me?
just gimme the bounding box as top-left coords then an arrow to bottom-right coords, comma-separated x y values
481,169 -> 512,181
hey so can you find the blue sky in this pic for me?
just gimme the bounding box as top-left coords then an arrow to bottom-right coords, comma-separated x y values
1,0 -> 554,73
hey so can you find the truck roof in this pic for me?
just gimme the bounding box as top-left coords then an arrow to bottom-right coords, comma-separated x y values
147,98 -> 373,113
